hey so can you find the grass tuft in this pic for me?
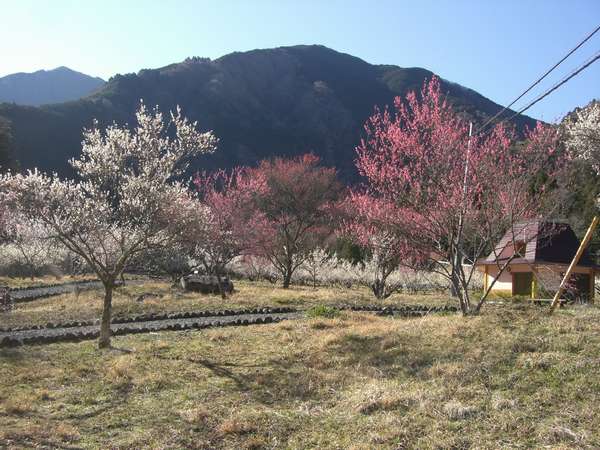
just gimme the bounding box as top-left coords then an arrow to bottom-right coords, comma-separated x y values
542,424 -> 586,445
217,418 -> 256,435
179,407 -> 211,425
443,400 -> 479,420
306,304 -> 341,319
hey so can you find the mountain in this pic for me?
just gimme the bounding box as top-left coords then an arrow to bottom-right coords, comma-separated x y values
0,67 -> 105,106
0,45 -> 538,180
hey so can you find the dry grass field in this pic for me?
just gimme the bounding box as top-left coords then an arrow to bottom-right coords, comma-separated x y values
1,282 -> 599,449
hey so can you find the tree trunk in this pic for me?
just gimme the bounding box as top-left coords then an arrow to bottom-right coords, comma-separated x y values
282,270 -> 292,289
98,281 -> 114,349
372,279 -> 385,299
450,271 -> 469,315
216,269 -> 227,300
449,247 -> 460,298
449,248 -> 471,314
282,261 -> 292,288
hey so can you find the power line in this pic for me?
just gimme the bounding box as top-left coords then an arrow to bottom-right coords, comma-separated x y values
499,51 -> 600,127
476,23 -> 600,135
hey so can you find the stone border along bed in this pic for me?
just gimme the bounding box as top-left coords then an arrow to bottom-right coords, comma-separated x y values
9,279 -> 146,303
0,304 -> 458,348
0,307 -> 298,333
8,280 -> 94,292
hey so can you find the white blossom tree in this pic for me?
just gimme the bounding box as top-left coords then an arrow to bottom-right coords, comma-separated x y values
564,101 -> 600,174
0,214 -> 61,279
0,103 -> 217,348
297,248 -> 335,288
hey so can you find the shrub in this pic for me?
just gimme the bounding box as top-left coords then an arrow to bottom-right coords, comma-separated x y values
306,305 -> 340,319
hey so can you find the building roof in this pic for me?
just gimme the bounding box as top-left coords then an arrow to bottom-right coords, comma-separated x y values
476,220 -> 597,268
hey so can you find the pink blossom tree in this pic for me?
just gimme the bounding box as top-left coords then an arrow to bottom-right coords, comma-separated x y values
353,77 -> 566,313
191,169 -> 249,297
342,193 -> 415,299
234,154 -> 343,288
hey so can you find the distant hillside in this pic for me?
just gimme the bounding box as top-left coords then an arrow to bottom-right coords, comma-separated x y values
0,45 -> 538,179
0,67 -> 104,106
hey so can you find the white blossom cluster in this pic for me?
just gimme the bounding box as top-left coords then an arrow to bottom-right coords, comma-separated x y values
564,101 -> 600,175
227,248 -> 482,293
0,102 -> 217,286
227,255 -> 280,283
0,217 -> 78,278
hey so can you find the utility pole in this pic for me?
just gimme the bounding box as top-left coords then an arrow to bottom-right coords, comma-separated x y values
452,122 -> 473,304
550,215 -> 599,312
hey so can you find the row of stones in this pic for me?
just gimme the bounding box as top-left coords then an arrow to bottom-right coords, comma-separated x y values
339,304 -> 458,313
0,315 -> 289,348
12,289 -> 94,304
0,306 -> 298,333
0,304 -> 455,333
11,280 -> 138,303
7,279 -> 101,293
0,304 -> 458,348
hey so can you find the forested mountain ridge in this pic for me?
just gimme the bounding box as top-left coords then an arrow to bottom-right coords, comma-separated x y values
0,45 -> 538,179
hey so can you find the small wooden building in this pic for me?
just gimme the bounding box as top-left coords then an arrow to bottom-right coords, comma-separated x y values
476,221 -> 597,302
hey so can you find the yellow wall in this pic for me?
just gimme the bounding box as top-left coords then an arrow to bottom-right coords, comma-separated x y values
482,264 -> 595,298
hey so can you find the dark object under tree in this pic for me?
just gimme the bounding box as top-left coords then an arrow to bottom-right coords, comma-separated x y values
180,274 -> 234,295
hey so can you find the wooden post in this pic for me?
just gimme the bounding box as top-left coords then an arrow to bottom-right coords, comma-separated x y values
589,269 -> 595,304
484,265 -> 489,292
550,216 -> 599,312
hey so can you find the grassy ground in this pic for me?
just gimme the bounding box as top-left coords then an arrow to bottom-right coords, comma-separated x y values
1,296 -> 599,449
0,280 -> 455,329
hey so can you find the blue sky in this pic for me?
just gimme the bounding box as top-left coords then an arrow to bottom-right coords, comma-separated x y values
1,0 -> 599,121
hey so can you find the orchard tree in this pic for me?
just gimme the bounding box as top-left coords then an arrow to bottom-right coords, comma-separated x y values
343,194 -> 411,299
0,190 -> 11,241
229,255 -> 279,284
354,77 -> 566,314
564,100 -> 600,174
239,154 -> 342,288
1,214 -> 59,279
0,117 -> 12,172
128,245 -> 193,284
0,103 -> 217,347
299,248 -> 335,289
561,101 -> 600,263
193,170 -> 246,297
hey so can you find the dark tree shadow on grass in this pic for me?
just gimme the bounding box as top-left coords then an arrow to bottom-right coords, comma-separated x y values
149,333 -> 445,406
